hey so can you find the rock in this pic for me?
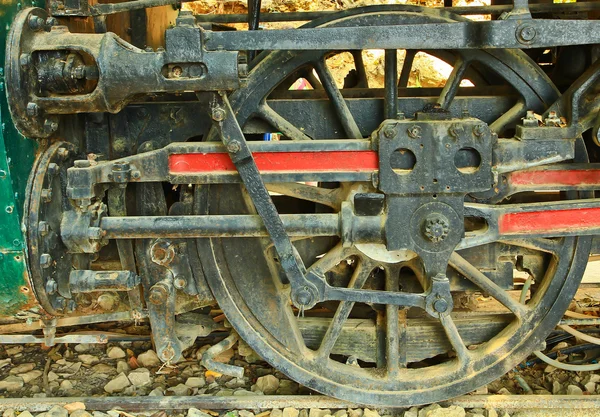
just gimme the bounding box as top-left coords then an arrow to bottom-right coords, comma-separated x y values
71,412 -> 92,417
589,374 -> 600,384
543,364 -> 556,373
92,412 -> 109,417
64,403 -> 86,413
5,346 -> 22,355
472,386 -> 488,395
333,412 -> 346,417
148,387 -> 164,396
104,373 -> 131,393
47,372 -> 59,382
137,350 -> 161,367
239,412 -> 254,417
74,344 -> 90,353
46,406 -> 68,417
9,363 -> 35,374
567,385 -> 583,395
585,382 -> 596,393
283,408 -> 299,417
308,410 -> 331,417
185,377 -> 205,388
419,405 -> 441,417
363,410 -> 379,417
256,375 -> 280,395
187,409 -> 212,417
0,359 -> 10,369
127,368 -> 152,387
224,377 -> 246,389
214,348 -> 234,363
60,380 -> 74,391
233,389 -> 255,396
19,411 -> 33,417
271,410 -> 283,417
496,388 -> 512,395
485,409 -> 498,417
116,361 -> 130,374
167,384 -> 191,396
78,355 -> 99,365
107,347 -> 126,359
425,406 -> 465,417
92,364 -> 115,375
552,380 -> 562,395
20,370 -> 43,384
2,409 -> 15,417
0,376 -> 23,392
216,389 -> 234,396
348,410 -> 363,417
277,379 -> 299,395
404,408 -> 419,417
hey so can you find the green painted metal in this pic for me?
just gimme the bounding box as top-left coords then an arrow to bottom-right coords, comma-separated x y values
0,0 -> 42,316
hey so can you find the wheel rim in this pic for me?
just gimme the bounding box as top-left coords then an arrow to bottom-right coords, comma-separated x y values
199,6 -> 590,406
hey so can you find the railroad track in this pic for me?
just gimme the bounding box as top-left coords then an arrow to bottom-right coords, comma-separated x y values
0,395 -> 599,414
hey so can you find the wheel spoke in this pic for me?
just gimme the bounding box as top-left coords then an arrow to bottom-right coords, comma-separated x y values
304,68 -> 324,90
314,59 -> 363,139
266,183 -> 341,209
352,51 -> 369,88
398,50 -> 416,88
439,314 -> 471,366
308,243 -> 353,276
449,252 -> 529,320
258,102 -> 313,141
437,57 -> 470,110
385,267 -> 400,377
316,259 -> 373,360
384,49 -> 398,119
489,100 -> 526,135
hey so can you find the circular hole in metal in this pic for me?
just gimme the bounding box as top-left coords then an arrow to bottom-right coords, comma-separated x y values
454,147 -> 481,173
390,148 -> 416,174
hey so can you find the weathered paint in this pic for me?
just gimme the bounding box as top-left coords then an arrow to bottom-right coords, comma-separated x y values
169,150 -> 379,173
0,0 -> 41,316
511,168 -> 600,187
499,207 -> 600,234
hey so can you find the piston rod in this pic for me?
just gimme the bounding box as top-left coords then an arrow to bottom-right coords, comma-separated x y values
99,213 -> 382,240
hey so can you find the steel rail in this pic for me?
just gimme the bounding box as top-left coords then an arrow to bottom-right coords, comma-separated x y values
0,395 -> 599,412
194,2 -> 600,23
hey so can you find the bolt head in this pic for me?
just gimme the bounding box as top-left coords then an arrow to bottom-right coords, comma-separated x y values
45,279 -> 58,295
211,107 -> 226,122
56,147 -> 69,160
41,188 -> 53,203
19,53 -> 31,68
472,124 -> 486,137
519,26 -> 537,42
38,221 -> 50,236
44,119 -> 58,133
149,285 -> 169,305
226,140 -> 241,154
433,298 -> 449,313
26,102 -> 39,117
382,125 -> 397,139
47,162 -> 59,177
407,125 -> 422,139
40,253 -> 52,268
424,217 -> 449,243
28,15 -> 45,31
294,286 -> 314,307
173,275 -> 187,289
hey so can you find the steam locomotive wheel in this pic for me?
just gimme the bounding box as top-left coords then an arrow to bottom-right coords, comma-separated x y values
200,6 -> 591,406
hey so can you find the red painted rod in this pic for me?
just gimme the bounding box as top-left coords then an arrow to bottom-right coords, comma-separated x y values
169,150 -> 379,173
499,206 -> 600,235
510,168 -> 600,187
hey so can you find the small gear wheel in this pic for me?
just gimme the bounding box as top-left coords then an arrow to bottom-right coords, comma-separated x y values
424,217 -> 450,243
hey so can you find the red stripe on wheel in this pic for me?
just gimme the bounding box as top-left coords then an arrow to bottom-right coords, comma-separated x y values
169,151 -> 379,173
499,207 -> 600,234
511,169 -> 600,186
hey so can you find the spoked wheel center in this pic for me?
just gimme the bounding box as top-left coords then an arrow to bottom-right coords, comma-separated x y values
199,5 -> 590,407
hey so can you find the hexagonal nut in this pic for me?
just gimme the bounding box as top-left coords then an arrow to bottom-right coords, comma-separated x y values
211,107 -> 226,122
56,147 -> 70,160
19,53 -> 32,68
28,15 -> 45,31
407,125 -> 422,139
26,102 -> 39,117
44,119 -> 59,133
40,188 -> 53,203
226,140 -> 241,154
45,279 -> 58,295
40,253 -> 52,268
47,162 -> 59,177
38,221 -> 50,236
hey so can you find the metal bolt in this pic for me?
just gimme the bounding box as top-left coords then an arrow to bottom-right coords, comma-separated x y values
131,170 -> 141,179
448,123 -> 463,138
150,240 -> 175,266
294,286 -> 314,307
523,110 -> 539,127
171,66 -> 183,78
173,275 -> 187,290
28,15 -> 45,31
74,159 -> 91,168
57,147 -> 69,160
424,217 -> 449,243
226,140 -> 241,153
45,279 -> 58,295
144,47 -> 153,53
45,17 -> 58,27
149,284 -> 169,305
40,188 -> 52,203
38,221 -> 49,236
19,53 -> 31,68
43,119 -> 58,133
211,107 -> 226,122
72,66 -> 86,79
433,298 -> 449,313
26,102 -> 39,117
47,162 -> 59,177
87,227 -> 103,240
518,26 -> 537,43
472,124 -> 486,137
407,125 -> 422,139
382,125 -> 397,139
40,253 -> 52,268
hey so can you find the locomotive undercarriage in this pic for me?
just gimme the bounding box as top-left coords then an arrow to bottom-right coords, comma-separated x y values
2,0 -> 600,406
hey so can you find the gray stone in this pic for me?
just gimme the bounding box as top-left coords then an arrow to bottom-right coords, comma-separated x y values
116,361 -> 130,374
589,374 -> 600,384
20,370 -> 43,384
419,405 -> 441,417
333,412 -> 346,417
92,364 -> 114,375
277,379 -> 299,395
148,387 -> 164,396
185,377 -> 205,388
216,389 -> 234,396
283,408 -> 299,417
59,380 -> 74,391
167,384 -> 191,396
92,412 -> 109,417
566,385 -> 583,395
425,407 -> 465,417
239,411 -> 254,417
74,344 -> 90,353
485,409 -> 498,417
77,355 -> 99,366
104,373 -> 131,393
403,408 -> 419,417
2,409 -> 15,417
187,408 -> 212,417
233,389 -> 255,396
46,407 -> 68,417
256,375 -> 279,395
71,412 -> 92,417
363,410 -> 379,417
9,363 -> 35,375
348,410 -> 363,417
18,411 -> 33,417
496,388 -> 512,395
0,376 -> 23,392
107,347 -> 126,359
308,410 -> 331,417
137,350 -> 161,368
127,368 -> 152,387
585,382 -> 596,393
552,380 -> 562,395
271,410 -> 283,417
